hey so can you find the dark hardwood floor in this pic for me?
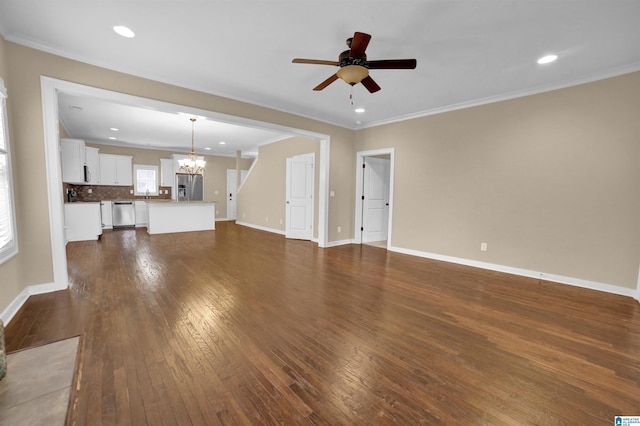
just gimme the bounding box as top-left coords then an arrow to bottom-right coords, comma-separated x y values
5,222 -> 640,424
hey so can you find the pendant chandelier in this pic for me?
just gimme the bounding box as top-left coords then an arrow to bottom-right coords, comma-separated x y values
178,117 -> 206,175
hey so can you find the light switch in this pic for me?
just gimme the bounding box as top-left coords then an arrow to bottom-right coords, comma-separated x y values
330,190 -> 335,197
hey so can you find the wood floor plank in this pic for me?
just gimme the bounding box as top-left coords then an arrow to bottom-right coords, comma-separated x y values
5,222 -> 640,424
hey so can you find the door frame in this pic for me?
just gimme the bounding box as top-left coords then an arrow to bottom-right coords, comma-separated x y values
354,148 -> 395,248
41,77 -> 331,292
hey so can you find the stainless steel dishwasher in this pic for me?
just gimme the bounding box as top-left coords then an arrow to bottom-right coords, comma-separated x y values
112,201 -> 136,228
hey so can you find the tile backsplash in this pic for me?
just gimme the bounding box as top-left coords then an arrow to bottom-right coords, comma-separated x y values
64,183 -> 172,202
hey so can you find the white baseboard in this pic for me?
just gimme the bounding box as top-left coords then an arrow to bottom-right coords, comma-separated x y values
389,245 -> 638,299
1,280 -> 68,325
235,221 -> 286,235
325,238 -> 353,247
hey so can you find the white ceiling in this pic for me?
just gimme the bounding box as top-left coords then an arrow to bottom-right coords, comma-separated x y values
1,1 -> 639,155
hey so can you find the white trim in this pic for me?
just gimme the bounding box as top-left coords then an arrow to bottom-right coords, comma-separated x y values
0,78 -> 19,265
0,280 -> 66,324
0,287 -> 29,324
325,238 -> 354,248
40,77 -> 331,294
354,148 -> 395,248
41,78 -> 69,290
390,245 -> 637,299
235,221 -> 286,236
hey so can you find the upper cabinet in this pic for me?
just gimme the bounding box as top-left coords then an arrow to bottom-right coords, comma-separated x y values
85,147 -> 100,185
160,158 -> 174,187
61,138 -> 88,184
99,154 -> 133,186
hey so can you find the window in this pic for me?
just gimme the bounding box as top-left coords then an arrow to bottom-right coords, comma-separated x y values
133,164 -> 159,196
0,77 -> 18,264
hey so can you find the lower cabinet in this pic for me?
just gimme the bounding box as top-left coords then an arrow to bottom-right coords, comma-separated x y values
101,201 -> 113,229
135,201 -> 148,227
64,203 -> 102,242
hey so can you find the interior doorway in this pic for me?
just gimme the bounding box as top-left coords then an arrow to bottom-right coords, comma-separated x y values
354,148 -> 395,249
227,169 -> 248,220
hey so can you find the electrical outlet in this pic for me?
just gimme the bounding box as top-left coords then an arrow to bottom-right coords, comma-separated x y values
87,188 -> 93,193
279,219 -> 283,225
337,226 -> 341,233
129,189 -> 133,194
480,242 -> 488,252
214,190 -> 219,195
330,190 -> 335,198
265,216 -> 269,222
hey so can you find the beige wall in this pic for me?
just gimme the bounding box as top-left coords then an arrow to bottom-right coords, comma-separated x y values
237,136 -> 320,235
0,41 -> 355,317
355,72 -> 640,289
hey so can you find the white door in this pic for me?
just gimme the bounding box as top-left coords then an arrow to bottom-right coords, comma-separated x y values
362,157 -> 390,243
227,169 -> 248,220
285,155 -> 314,240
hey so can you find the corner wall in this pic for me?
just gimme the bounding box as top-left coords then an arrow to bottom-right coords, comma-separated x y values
237,136 -> 320,235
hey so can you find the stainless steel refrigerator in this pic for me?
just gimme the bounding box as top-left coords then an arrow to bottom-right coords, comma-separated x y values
176,173 -> 204,201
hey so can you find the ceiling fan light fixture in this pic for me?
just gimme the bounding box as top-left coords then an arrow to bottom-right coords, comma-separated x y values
337,65 -> 369,85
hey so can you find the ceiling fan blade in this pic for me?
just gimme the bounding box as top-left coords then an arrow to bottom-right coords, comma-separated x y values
367,59 -> 417,69
313,74 -> 339,91
349,32 -> 371,58
292,58 -> 340,66
361,76 -> 381,93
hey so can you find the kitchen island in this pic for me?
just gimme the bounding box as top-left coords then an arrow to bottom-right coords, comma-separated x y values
146,200 -> 216,234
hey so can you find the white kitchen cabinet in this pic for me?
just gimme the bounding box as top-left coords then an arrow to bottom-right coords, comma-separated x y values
100,201 -> 112,229
160,158 -> 174,187
134,201 -> 148,226
85,147 -> 100,184
61,138 -> 87,184
64,202 -> 102,242
99,154 -> 133,186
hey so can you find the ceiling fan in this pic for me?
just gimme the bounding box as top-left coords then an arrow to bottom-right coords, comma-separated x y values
292,32 -> 417,93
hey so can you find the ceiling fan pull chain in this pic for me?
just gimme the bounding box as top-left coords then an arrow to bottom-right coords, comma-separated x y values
350,86 -> 354,106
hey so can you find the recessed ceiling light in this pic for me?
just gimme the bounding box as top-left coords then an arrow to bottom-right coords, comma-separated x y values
205,147 -> 211,150
537,54 -> 558,64
110,127 -> 119,131
113,25 -> 135,38
108,136 -> 117,140
219,141 -> 226,145
355,108 -> 365,113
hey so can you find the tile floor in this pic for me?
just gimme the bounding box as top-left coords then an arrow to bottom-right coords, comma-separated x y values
0,337 -> 79,426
